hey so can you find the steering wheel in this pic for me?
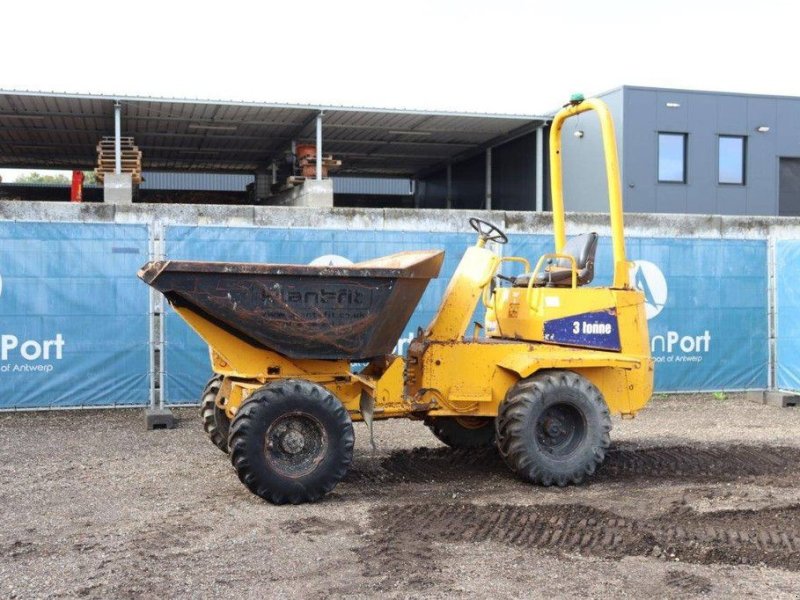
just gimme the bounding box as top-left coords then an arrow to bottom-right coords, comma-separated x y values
469,217 -> 508,245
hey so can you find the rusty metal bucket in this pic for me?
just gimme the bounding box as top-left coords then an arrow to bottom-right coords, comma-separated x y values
138,250 -> 444,360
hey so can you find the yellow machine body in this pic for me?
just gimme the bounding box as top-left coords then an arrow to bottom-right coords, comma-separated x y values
172,97 -> 653,424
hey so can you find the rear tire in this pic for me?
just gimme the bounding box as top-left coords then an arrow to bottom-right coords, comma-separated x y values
200,375 -> 230,454
425,416 -> 495,449
229,379 -> 354,504
496,370 -> 611,486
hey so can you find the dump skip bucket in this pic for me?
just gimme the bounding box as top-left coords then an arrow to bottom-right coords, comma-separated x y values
139,250 -> 444,360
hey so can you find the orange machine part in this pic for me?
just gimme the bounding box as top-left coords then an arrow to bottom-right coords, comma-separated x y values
295,144 -> 316,161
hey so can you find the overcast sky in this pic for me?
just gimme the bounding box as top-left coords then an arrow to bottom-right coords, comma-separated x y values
1,0 -> 796,180
4,0 -> 797,114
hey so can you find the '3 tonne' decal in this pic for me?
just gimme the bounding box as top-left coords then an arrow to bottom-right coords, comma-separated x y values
543,309 -> 621,351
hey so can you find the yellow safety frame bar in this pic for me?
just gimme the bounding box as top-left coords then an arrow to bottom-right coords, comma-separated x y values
549,98 -> 630,289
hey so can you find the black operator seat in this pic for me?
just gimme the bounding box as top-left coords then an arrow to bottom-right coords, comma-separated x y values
513,232 -> 599,288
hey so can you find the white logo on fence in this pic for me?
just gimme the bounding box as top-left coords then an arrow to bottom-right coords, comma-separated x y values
630,260 -> 667,320
0,272 -> 66,369
309,255 -> 354,267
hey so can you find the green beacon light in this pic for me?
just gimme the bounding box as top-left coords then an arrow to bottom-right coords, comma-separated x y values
570,93 -> 585,105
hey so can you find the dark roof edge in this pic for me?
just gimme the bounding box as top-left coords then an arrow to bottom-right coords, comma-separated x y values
0,88 -> 547,121
618,84 -> 800,102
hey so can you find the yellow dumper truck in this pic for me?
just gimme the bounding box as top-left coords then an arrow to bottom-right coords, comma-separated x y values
139,96 -> 653,504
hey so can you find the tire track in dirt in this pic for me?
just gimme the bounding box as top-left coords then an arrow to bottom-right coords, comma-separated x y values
664,570 -> 713,595
599,445 -> 794,481
364,502 -> 800,573
354,529 -> 440,593
341,444 -> 800,492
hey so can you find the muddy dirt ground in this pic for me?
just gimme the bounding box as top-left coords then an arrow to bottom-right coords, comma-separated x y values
1,394 -> 799,599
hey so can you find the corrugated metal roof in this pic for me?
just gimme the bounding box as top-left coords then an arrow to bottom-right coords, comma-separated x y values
0,89 -> 548,177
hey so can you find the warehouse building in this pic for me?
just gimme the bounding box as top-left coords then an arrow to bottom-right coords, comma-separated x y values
3,86 -> 800,216
0,90 -> 547,209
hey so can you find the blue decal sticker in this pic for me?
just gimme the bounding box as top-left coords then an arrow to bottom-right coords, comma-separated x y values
544,309 -> 621,351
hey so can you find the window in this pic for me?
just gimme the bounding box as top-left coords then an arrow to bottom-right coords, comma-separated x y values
658,133 -> 687,183
719,135 -> 746,185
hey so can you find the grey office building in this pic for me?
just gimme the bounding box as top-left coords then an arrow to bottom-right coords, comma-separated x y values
418,85 -> 800,217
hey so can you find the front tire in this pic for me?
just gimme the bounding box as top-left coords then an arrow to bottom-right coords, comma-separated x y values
425,416 -> 495,449
496,370 -> 611,487
229,379 -> 354,505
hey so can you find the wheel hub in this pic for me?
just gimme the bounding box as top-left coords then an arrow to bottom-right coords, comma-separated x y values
544,418 -> 564,439
280,430 -> 305,454
535,402 -> 586,455
265,412 -> 327,478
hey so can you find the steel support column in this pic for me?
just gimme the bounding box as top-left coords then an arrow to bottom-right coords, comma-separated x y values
535,126 -> 544,212
485,148 -> 492,210
768,233 -> 777,389
316,113 -> 323,181
114,101 -> 122,175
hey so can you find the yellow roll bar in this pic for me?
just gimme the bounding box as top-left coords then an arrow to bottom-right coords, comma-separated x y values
549,98 -> 630,289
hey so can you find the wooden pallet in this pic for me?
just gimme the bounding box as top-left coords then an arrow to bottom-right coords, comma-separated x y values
96,172 -> 143,185
95,135 -> 143,185
298,155 -> 341,167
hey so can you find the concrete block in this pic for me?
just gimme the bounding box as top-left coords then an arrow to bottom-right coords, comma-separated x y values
265,180 -> 334,208
103,173 -> 133,204
296,179 -> 334,208
764,391 -> 800,408
745,390 -> 766,405
145,408 -> 177,430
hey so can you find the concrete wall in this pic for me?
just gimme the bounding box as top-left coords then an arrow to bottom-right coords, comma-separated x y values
4,200 -> 800,240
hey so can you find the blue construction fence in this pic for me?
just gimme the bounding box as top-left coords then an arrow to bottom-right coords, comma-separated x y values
776,241 -> 800,390
0,221 -> 150,409
2,219 -> 798,409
